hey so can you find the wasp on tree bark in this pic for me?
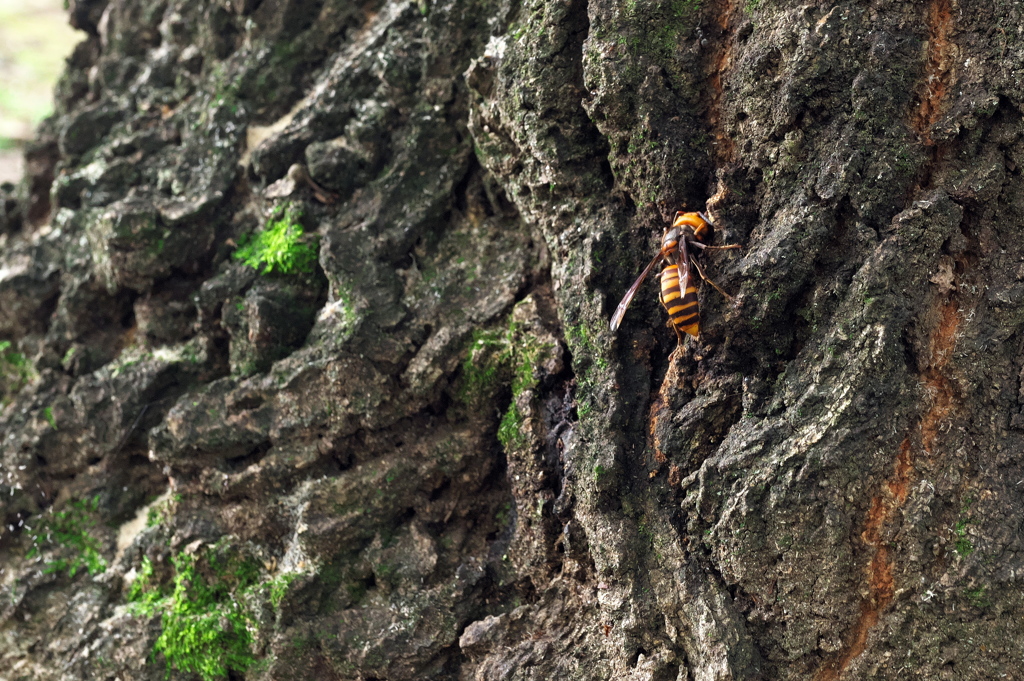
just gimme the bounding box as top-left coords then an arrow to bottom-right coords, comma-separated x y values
610,211 -> 740,344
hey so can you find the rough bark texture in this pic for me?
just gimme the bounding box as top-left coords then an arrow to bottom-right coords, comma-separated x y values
2,0 -> 1023,679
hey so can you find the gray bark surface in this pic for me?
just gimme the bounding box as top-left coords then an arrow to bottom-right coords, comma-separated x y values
1,0 -> 1022,679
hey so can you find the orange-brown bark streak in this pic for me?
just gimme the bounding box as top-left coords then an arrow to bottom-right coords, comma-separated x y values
705,0 -> 740,165
818,289 -> 962,680
911,0 -> 954,143
920,295 -> 961,453
815,3 -> 962,677
815,438 -> 912,681
648,357 -> 682,464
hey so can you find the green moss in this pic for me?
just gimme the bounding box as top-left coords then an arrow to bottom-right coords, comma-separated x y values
155,552 -> 256,680
498,403 -> 526,449
42,405 -> 56,430
653,24 -> 681,55
129,545 -> 263,681
494,502 -> 512,528
565,323 -> 607,371
377,561 -> 399,581
637,522 -> 655,547
180,342 -> 202,364
671,0 -> 701,15
460,310 -> 552,453
964,585 -> 990,608
566,324 -> 609,418
0,340 -> 32,404
334,281 -> 359,330
146,493 -> 180,527
127,556 -> 161,611
613,0 -> 701,73
267,572 -> 299,609
460,321 -> 544,401
26,496 -> 107,578
953,518 -> 973,557
459,328 -> 510,405
954,496 -> 975,557
233,203 -> 318,275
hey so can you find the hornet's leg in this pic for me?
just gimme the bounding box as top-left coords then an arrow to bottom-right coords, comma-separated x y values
690,256 -> 733,301
688,242 -> 742,252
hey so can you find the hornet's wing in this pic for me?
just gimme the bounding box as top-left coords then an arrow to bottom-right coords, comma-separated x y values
610,252 -> 664,332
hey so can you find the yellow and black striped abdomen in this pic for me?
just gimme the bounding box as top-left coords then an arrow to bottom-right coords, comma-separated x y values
660,264 -> 700,338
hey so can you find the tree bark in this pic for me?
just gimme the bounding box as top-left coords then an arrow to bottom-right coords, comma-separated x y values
1,0 -> 1023,679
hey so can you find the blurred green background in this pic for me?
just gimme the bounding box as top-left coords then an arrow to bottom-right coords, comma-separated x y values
0,0 -> 84,184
